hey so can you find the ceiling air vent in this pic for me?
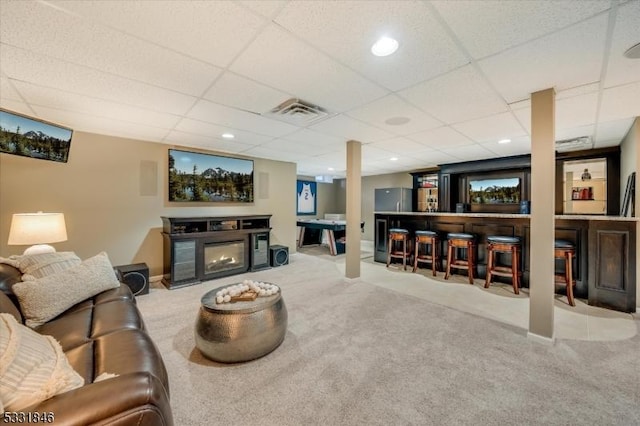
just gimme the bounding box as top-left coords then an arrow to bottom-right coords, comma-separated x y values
555,136 -> 593,152
264,98 -> 330,125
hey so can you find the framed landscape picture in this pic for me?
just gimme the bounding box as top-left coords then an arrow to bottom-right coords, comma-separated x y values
296,180 -> 317,215
0,108 -> 73,163
168,149 -> 253,202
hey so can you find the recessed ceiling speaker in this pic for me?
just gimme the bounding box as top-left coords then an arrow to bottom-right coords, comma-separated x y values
269,245 -> 289,267
114,263 -> 149,296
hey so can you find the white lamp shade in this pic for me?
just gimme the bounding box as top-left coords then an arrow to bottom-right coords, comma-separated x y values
8,212 -> 68,246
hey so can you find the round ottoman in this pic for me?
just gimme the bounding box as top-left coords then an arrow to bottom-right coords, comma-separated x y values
195,283 -> 288,363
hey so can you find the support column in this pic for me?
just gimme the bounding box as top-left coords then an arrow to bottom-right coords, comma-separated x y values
529,88 -> 556,342
345,140 -> 362,279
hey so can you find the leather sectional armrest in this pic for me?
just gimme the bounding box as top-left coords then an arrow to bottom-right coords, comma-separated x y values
25,372 -> 173,426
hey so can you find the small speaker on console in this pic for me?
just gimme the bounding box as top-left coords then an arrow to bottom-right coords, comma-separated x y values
456,203 -> 470,213
269,245 -> 289,267
114,263 -> 149,296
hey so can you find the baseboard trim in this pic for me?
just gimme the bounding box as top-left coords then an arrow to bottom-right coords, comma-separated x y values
527,331 -> 555,345
150,274 -> 163,283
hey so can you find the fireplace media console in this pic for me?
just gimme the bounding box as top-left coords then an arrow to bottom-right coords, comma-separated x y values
161,215 -> 272,289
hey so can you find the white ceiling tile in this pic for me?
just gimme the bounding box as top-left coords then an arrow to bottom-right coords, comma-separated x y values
346,95 -> 442,135
238,1 -> 287,19
362,144 -> 397,161
31,105 -> 170,142
164,130 -> 255,155
0,0 -> 222,96
556,82 -> 600,100
407,126 -> 473,150
308,114 -> 393,143
13,80 -> 181,129
604,1 -> 640,88
478,14 -> 608,103
282,128 -> 346,147
595,118 -> 635,146
230,24 -> 388,112
556,125 -> 595,142
173,118 -> 271,146
409,149 -> 460,166
297,151 -> 347,174
440,143 -> 498,161
599,81 -> 640,122
556,93 -> 598,129
432,0 -> 610,59
452,112 -> 526,143
203,72 -> 292,115
259,138 -> 334,156
187,99 -> 299,138
481,139 -> 531,157
399,65 -> 508,123
1,46 -> 197,116
0,77 -> 22,101
369,137 -> 435,156
49,0 -> 266,68
512,107 -> 531,134
244,145 -> 312,163
274,1 -> 468,91
0,100 -> 36,118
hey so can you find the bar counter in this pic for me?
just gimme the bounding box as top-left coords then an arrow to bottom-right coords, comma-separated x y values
374,211 -> 637,312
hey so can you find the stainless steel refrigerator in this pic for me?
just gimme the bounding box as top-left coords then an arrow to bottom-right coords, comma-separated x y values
374,187 -> 413,212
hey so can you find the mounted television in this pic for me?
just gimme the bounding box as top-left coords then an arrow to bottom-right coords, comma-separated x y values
168,148 -> 254,203
469,177 -> 520,204
0,108 -> 72,163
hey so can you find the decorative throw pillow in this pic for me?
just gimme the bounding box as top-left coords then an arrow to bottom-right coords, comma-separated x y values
0,313 -> 84,411
0,252 -> 81,281
12,252 -> 120,328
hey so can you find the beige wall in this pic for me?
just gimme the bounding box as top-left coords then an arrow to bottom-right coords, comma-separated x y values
336,171 -> 413,240
619,117 -> 639,309
0,131 -> 297,276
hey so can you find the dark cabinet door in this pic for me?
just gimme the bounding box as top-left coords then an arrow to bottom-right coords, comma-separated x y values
251,232 -> 270,271
169,239 -> 198,288
588,222 -> 636,312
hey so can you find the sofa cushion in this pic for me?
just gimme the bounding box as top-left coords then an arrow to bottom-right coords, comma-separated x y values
1,252 -> 81,281
0,313 -> 84,411
95,329 -> 169,394
12,252 -> 120,328
35,307 -> 93,352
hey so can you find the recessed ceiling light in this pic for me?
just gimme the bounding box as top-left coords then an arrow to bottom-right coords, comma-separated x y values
623,42 -> 640,59
371,37 -> 399,57
221,133 -> 235,139
328,167 -> 334,171
390,157 -> 399,161
498,139 -> 512,144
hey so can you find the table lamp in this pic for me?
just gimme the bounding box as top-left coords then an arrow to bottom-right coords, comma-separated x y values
7,212 -> 68,255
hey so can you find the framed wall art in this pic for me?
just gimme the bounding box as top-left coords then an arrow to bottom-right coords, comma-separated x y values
296,180 -> 317,215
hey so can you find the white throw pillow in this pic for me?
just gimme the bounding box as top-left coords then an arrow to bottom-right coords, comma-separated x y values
12,252 -> 120,328
0,313 -> 84,411
0,252 -> 81,281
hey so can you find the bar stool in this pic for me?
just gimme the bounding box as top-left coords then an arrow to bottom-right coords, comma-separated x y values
555,240 -> 576,306
485,236 -> 522,294
444,233 -> 476,284
387,228 -> 411,271
413,230 -> 439,276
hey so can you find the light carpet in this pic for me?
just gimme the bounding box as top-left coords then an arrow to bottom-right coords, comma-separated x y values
137,253 -> 640,426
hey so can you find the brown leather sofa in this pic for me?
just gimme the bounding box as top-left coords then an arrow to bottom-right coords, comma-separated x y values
0,263 -> 173,426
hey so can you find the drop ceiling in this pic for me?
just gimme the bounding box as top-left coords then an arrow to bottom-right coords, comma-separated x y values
1,0 -> 639,178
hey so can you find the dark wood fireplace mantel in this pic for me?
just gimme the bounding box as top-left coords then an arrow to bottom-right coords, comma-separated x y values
161,214 -> 272,289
